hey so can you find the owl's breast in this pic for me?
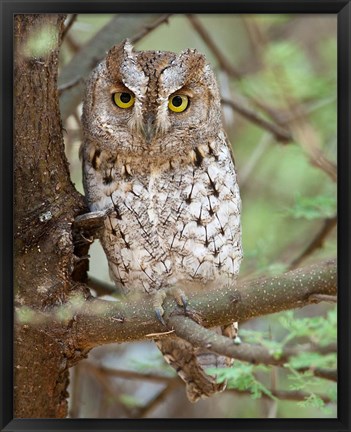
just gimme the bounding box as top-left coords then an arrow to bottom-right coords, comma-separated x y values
88,140 -> 242,295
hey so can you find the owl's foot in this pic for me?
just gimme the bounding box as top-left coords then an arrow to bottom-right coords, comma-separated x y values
153,288 -> 189,326
153,291 -> 167,326
168,287 -> 189,314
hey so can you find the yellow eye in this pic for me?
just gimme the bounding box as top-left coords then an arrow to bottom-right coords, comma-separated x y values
168,94 -> 189,113
113,92 -> 135,109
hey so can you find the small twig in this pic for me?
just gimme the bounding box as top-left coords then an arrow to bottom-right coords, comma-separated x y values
131,14 -> 172,44
83,361 -> 179,418
308,294 -> 337,304
187,14 -> 242,79
62,14 -> 78,41
241,17 -> 338,183
76,362 -> 335,406
289,216 -> 337,270
222,98 -> 292,143
145,330 -> 175,338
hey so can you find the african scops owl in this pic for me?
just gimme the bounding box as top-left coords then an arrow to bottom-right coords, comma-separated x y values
81,40 -> 243,402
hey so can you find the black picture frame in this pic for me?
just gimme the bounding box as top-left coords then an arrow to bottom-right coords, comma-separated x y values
1,1 -> 350,431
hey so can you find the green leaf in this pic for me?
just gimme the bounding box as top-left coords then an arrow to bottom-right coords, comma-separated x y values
298,393 -> 325,409
281,193 -> 336,220
208,362 -> 277,401
289,352 -> 336,370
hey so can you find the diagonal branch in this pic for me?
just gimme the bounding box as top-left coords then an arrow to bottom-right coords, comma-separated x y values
221,98 -> 292,143
289,216 -> 337,270
187,14 -> 242,79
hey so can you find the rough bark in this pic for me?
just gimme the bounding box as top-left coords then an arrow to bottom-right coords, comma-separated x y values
14,14 -> 88,418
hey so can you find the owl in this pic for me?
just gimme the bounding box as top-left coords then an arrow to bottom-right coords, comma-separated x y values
81,39 -> 243,402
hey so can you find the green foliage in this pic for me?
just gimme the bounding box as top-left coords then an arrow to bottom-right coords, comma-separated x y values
239,40 -> 332,104
211,308 -> 337,412
279,308 -> 337,347
298,393 -> 327,410
281,193 -> 336,220
288,352 -> 336,370
207,362 -> 277,400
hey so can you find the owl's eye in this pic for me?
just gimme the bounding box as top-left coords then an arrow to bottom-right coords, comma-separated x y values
113,92 -> 135,109
168,94 -> 189,113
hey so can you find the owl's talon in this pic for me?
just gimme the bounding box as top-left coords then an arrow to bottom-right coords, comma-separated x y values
168,287 -> 189,315
180,294 -> 188,314
155,308 -> 166,326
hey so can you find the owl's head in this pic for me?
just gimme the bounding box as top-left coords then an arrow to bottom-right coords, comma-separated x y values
82,40 -> 223,157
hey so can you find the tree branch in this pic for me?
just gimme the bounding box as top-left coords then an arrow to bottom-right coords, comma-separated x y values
167,315 -> 336,381
62,14 -> 77,41
16,259 -> 336,354
187,14 -> 242,79
221,98 -> 292,143
289,216 -> 337,270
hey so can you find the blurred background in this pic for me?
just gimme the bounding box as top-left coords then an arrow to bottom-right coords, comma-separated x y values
59,14 -> 337,418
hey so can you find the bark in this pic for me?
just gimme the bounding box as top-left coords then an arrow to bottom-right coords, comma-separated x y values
14,14 -> 88,418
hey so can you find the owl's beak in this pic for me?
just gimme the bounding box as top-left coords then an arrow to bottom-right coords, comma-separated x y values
142,114 -> 156,144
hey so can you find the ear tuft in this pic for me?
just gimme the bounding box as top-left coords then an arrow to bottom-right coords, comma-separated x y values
106,39 -> 135,81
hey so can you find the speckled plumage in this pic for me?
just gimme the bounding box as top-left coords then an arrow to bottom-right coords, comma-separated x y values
81,40 -> 243,402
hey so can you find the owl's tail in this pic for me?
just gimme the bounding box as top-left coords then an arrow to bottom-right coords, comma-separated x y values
155,323 -> 238,403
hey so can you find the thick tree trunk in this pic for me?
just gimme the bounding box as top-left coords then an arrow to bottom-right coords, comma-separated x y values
14,14 -> 87,418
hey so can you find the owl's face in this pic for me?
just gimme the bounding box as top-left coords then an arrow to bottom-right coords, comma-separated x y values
82,40 -> 223,158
